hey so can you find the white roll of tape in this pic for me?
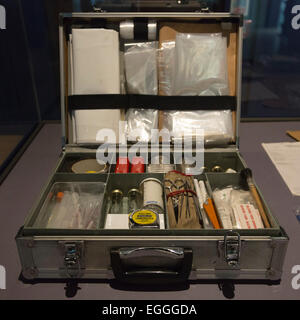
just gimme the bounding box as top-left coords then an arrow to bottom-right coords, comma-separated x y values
120,20 -> 134,40
148,20 -> 157,40
140,178 -> 164,211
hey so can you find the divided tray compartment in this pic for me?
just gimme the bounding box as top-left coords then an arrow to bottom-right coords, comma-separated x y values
22,167 -> 282,237
100,172 -> 169,230
56,151 -> 245,174
164,172 -> 208,230
205,172 -> 281,235
23,173 -> 108,235
170,151 -> 246,174
203,152 -> 246,173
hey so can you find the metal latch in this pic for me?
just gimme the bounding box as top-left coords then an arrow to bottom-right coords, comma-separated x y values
60,242 -> 84,278
223,231 -> 241,267
198,7 -> 210,13
93,6 -> 106,13
176,0 -> 211,12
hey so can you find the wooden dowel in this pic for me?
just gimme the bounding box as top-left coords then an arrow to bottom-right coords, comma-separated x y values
248,182 -> 271,228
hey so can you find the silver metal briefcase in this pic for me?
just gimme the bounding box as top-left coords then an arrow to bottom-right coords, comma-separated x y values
16,3 -> 288,290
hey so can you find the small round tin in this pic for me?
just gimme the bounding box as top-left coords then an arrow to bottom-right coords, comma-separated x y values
71,159 -> 107,174
129,208 -> 160,229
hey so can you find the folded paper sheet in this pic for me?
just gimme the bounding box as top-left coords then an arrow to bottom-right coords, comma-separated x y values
73,109 -> 121,143
262,142 -> 300,196
72,28 -> 120,94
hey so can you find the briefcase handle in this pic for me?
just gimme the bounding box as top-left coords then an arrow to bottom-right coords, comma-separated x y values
110,247 -> 193,284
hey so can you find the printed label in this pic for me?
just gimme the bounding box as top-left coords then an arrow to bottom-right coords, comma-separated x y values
131,209 -> 157,225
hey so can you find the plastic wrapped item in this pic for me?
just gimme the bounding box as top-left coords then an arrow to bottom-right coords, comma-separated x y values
212,186 -> 264,229
163,110 -> 234,145
147,155 -> 175,173
124,42 -> 158,95
158,41 -> 175,96
231,189 -> 264,229
212,187 -> 235,229
126,108 -> 159,142
34,182 -> 105,229
173,33 -> 229,96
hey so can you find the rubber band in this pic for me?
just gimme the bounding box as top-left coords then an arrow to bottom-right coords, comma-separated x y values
167,189 -> 197,199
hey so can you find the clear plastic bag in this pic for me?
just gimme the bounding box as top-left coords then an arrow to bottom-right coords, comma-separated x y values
124,41 -> 158,95
34,182 -> 105,229
158,41 -> 175,96
126,108 -> 159,142
173,33 -> 229,96
163,110 -> 234,145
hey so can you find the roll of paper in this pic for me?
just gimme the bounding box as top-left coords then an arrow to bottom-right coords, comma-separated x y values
140,178 -> 164,211
120,20 -> 134,39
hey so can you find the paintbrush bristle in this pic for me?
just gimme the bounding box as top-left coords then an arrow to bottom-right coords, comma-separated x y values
241,168 -> 253,180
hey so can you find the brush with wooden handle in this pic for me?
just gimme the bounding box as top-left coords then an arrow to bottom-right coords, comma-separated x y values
241,168 -> 271,228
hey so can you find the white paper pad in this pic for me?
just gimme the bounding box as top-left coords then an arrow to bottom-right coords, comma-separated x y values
72,28 -> 120,94
262,142 -> 300,196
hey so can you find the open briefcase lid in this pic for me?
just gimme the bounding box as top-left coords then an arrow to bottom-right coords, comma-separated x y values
59,7 -> 243,149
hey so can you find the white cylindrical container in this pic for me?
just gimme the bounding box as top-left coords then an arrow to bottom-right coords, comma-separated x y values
139,178 -> 164,213
120,20 -> 134,40
148,20 -> 157,41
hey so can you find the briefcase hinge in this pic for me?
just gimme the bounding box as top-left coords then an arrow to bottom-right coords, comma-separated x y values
59,241 -> 84,278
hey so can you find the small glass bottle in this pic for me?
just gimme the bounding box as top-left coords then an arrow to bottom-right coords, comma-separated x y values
110,189 -> 123,214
